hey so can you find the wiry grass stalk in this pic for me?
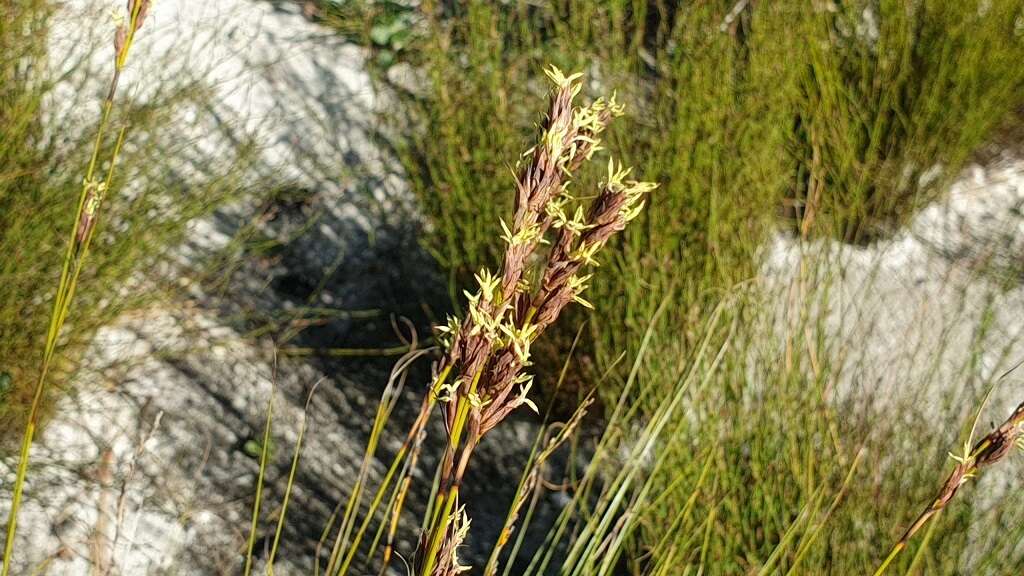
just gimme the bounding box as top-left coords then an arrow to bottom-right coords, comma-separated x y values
1,2 -> 151,572
484,326 -> 586,576
521,293 -> 716,576
266,379 -> 323,574
327,348 -> 432,575
561,327 -> 732,576
378,396 -> 432,574
783,447 -> 866,575
323,371 -> 405,573
244,353 -> 278,576
486,399 -> 592,575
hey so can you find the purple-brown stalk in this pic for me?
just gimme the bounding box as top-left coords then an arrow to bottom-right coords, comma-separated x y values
875,400 -> 1024,575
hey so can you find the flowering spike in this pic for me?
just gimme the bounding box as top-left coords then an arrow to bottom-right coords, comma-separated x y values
510,375 -> 539,414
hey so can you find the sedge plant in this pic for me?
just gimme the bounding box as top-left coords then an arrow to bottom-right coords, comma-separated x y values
1,1 -> 153,572
316,64 -> 656,576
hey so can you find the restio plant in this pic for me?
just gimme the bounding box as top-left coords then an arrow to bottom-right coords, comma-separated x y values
7,1 -> 1024,575
313,65 -> 656,576
3,2 -> 154,571
364,0 -> 1024,573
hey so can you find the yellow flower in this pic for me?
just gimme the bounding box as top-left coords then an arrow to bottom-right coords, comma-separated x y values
475,268 -> 500,303
569,274 -> 594,309
499,322 -> 538,365
511,374 -> 539,414
605,157 -> 633,190
544,65 -> 584,94
573,241 -> 601,267
433,378 -> 463,403
448,506 -> 473,574
500,218 -> 544,247
436,315 -> 461,351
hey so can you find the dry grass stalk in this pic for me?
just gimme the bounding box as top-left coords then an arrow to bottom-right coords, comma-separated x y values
874,400 -> 1024,575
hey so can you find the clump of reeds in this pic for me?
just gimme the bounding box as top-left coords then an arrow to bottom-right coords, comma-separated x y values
1,1 -> 151,572
320,65 -> 655,576
874,399 -> 1024,575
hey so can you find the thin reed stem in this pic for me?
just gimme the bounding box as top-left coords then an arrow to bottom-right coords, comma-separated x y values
2,4 -> 151,572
